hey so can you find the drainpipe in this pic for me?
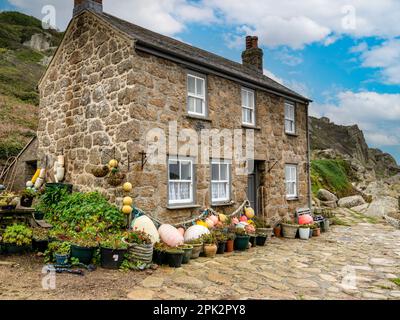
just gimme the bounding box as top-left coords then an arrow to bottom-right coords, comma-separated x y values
306,102 -> 312,209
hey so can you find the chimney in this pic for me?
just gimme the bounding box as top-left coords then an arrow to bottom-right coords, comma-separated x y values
241,36 -> 263,73
73,0 -> 103,16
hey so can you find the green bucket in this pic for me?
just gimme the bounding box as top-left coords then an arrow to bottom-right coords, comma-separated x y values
234,235 -> 250,251
71,245 -> 96,264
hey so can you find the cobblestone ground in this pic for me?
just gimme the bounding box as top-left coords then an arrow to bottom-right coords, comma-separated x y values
1,209 -> 399,300
129,209 -> 400,300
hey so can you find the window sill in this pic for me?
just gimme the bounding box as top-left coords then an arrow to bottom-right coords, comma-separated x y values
285,132 -> 298,137
242,124 -> 261,130
167,204 -> 202,210
185,114 -> 212,122
286,197 -> 299,201
211,201 -> 235,207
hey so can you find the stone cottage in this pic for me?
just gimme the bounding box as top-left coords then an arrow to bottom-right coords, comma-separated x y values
37,0 -> 312,221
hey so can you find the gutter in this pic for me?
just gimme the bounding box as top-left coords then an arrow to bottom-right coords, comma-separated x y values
135,41 -> 313,105
306,103 -> 312,209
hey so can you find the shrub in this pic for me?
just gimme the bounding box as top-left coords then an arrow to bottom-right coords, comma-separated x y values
2,224 -> 32,246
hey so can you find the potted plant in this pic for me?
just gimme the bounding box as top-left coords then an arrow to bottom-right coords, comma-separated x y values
256,232 -> 267,246
253,217 -> 273,239
70,229 -> 99,265
281,219 -> 299,239
166,248 -> 184,268
234,229 -> 250,251
20,188 -> 37,208
123,229 -> 153,264
225,233 -> 235,253
0,192 -> 18,210
311,223 -> 321,237
100,235 -> 128,269
273,224 -> 282,237
184,238 -> 203,259
201,233 -> 218,258
299,224 -> 311,240
53,241 -> 71,265
153,242 -> 169,265
321,218 -> 330,232
178,244 -> 193,264
2,224 -> 32,254
214,231 -> 227,254
32,228 -> 49,252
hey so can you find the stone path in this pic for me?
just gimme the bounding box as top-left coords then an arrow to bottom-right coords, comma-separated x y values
129,209 -> 400,300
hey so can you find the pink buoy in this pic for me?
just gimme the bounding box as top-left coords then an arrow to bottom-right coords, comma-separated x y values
232,217 -> 239,225
177,227 -> 185,236
158,224 -> 184,247
298,214 -> 313,225
209,215 -> 219,224
240,215 -> 248,222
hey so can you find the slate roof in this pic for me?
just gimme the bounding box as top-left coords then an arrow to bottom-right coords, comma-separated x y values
98,12 -> 311,103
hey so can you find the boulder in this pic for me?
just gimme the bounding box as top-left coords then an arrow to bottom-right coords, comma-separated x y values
351,203 -> 369,214
319,200 -> 337,208
338,195 -> 365,208
365,196 -> 398,217
317,189 -> 338,202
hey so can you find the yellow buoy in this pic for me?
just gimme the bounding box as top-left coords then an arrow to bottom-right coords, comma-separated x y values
123,182 -> 133,192
109,159 -> 119,168
123,196 -> 133,206
244,207 -> 255,219
31,169 -> 41,183
122,205 -> 133,215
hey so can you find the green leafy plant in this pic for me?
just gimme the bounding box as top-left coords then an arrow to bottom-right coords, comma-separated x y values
166,248 -> 184,254
21,188 -> 37,199
32,228 -> 49,241
154,242 -> 169,251
235,228 -> 248,236
252,216 -> 271,228
201,233 -> 217,245
299,224 -> 312,229
44,241 -> 71,263
100,234 -> 128,250
213,230 -> 228,242
2,224 -> 32,246
184,238 -> 203,245
69,227 -> 99,248
125,230 -> 151,245
226,233 -> 236,240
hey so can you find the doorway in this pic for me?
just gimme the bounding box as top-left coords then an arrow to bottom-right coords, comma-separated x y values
247,160 -> 263,213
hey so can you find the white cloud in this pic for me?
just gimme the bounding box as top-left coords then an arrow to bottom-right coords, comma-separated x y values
349,41 -> 368,53
310,91 -> 400,147
273,48 -> 303,66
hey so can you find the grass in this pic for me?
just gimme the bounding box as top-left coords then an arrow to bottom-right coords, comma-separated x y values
311,159 -> 356,198
348,209 -> 380,224
390,278 -> 400,287
330,216 -> 352,227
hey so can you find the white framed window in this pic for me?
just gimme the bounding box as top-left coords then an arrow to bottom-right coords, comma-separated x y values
211,160 -> 231,203
187,73 -> 206,117
168,157 -> 194,205
242,87 -> 255,125
285,164 -> 298,198
285,101 -> 296,134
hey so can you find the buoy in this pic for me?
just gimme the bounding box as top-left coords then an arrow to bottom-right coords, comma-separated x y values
123,182 -> 133,192
123,196 -> 133,206
109,159 -> 118,168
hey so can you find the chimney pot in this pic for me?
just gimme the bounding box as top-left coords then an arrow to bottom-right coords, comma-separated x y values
245,36 -> 252,50
251,36 -> 258,48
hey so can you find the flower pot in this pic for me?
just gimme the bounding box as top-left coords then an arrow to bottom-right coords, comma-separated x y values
167,251 -> 184,268
190,243 -> 203,259
281,223 -> 299,239
55,167 -> 65,182
20,196 -> 33,208
55,253 -> 69,265
249,236 -> 257,248
313,228 -> 321,237
234,235 -> 250,251
124,241 -> 153,264
257,227 -> 273,239
299,227 -> 310,240
203,244 -> 217,257
153,249 -> 168,265
309,229 -> 313,238
273,226 -> 282,237
180,245 -> 193,264
256,235 -> 267,246
217,241 -> 226,254
225,239 -> 234,252
34,211 -> 45,220
321,219 -> 330,232
71,245 -> 96,265
32,239 -> 48,253
4,244 -> 30,255
100,247 -> 127,269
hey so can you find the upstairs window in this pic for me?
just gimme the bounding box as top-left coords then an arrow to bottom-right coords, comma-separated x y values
285,101 -> 296,134
187,73 -> 206,117
242,88 -> 255,126
168,157 -> 194,205
285,164 -> 298,198
211,160 -> 231,203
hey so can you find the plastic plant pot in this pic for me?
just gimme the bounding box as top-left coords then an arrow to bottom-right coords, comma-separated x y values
71,245 -> 96,265
216,241 -> 226,254
100,247 -> 127,269
234,235 -> 250,251
55,253 -> 69,265
225,240 -> 234,253
256,235 -> 267,246
32,239 -> 49,253
34,211 -> 45,220
5,244 -> 30,255
20,196 -> 33,208
190,243 -> 203,259
153,249 -> 167,265
249,236 -> 257,248
180,245 -> 193,264
299,227 -> 310,240
167,250 -> 184,268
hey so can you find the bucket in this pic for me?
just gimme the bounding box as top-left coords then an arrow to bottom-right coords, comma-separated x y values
100,247 -> 127,269
234,235 -> 250,251
71,245 -> 95,265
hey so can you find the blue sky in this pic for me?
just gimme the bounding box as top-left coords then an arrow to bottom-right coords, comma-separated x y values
1,0 -> 399,163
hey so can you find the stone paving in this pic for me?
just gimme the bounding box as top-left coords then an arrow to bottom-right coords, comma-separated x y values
128,209 -> 400,300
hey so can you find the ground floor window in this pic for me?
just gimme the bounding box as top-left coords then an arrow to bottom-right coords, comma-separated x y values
285,164 -> 298,198
211,160 -> 231,203
168,156 -> 194,205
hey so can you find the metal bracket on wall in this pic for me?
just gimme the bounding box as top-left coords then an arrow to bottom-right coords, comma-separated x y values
266,159 -> 278,173
140,151 -> 148,170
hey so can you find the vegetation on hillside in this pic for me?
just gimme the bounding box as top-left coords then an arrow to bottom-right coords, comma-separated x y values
0,11 -> 63,161
310,159 -> 357,198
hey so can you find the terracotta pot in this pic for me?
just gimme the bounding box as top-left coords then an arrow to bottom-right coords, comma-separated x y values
273,226 -> 282,237
312,228 -> 321,237
203,244 -> 217,258
225,239 -> 234,252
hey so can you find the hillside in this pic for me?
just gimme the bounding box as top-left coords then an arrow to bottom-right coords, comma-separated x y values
0,11 -> 63,162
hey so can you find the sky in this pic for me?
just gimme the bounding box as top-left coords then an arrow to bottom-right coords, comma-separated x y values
1,0 -> 399,164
